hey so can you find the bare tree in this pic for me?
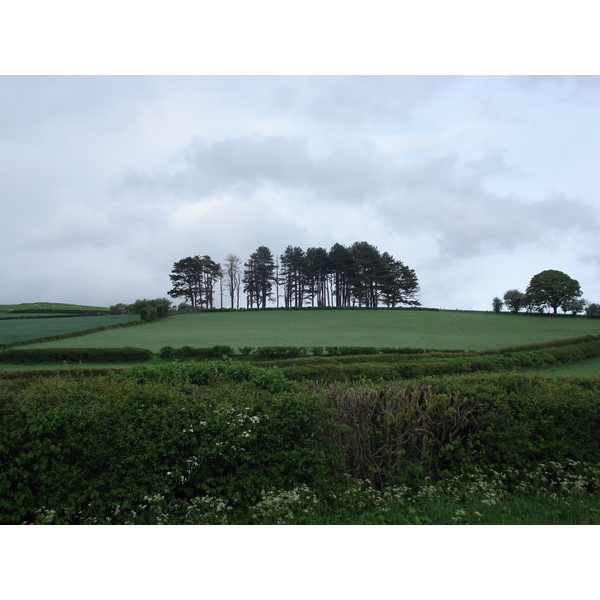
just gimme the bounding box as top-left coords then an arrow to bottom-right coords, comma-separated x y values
224,254 -> 242,309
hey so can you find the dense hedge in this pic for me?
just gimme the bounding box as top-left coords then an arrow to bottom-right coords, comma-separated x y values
320,373 -> 600,488
2,368 -> 600,523
0,375 -> 337,524
158,345 -> 234,359
438,373 -> 600,471
113,361 -> 296,393
0,347 -> 152,364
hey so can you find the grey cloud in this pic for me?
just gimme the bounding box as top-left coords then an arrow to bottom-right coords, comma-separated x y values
115,132 -> 600,261
115,133 -> 388,201
382,155 -> 599,257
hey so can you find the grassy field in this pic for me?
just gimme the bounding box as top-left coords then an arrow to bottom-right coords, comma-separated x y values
533,357 -> 600,377
0,302 -> 108,313
0,314 -> 140,345
20,309 -> 600,353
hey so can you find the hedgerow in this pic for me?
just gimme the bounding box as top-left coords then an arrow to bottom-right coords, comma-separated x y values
112,361 -> 296,393
3,370 -> 600,523
158,345 -> 234,359
0,347 -> 152,364
276,338 -> 600,382
318,373 -> 600,489
0,375 -> 338,524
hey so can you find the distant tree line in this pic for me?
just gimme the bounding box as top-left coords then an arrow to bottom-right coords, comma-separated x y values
168,242 -> 421,310
493,269 -> 598,316
109,298 -> 172,321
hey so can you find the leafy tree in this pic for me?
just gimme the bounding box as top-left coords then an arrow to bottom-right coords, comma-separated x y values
243,246 -> 276,309
380,252 -> 421,308
168,256 -> 221,310
492,297 -> 504,313
585,303 -> 600,318
305,247 -> 330,307
168,256 -> 202,311
348,241 -> 385,307
503,289 -> 526,314
561,297 -> 587,315
525,270 -> 583,315
279,246 -> 308,308
328,243 -> 354,307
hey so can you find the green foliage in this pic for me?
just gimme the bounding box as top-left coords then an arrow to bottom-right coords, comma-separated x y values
274,337 -> 600,383
3,363 -> 600,524
492,297 -> 504,313
586,303 -> 600,318
158,345 -> 235,359
0,375 -> 338,524
526,270 -> 583,314
503,289 -> 526,313
0,347 -> 152,364
114,361 -> 296,393
254,346 -> 309,360
438,373 -> 600,471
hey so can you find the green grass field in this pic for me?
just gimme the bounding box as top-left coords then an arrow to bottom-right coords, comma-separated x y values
0,314 -> 140,345
0,302 -> 108,313
533,357 -> 600,377
20,309 -> 600,352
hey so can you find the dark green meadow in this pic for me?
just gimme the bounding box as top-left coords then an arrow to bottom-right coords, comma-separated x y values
17,308 -> 600,353
0,314 -> 140,346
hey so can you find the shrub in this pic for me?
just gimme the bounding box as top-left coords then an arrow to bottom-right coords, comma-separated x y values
254,347 -> 309,360
159,346 -> 176,359
319,382 -> 481,488
139,307 -> 156,322
238,347 -> 254,356
210,345 -> 234,357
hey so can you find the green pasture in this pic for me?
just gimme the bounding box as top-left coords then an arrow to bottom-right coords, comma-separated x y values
533,357 -> 600,377
20,309 -> 600,353
0,302 -> 108,313
0,314 -> 140,345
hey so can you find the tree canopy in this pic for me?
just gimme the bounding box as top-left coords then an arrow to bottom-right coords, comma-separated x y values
503,289 -> 526,313
525,270 -> 582,315
168,242 -> 420,310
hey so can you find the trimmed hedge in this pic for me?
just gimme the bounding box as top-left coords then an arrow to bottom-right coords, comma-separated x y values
0,347 -> 152,364
0,375 -> 337,523
158,345 -> 234,359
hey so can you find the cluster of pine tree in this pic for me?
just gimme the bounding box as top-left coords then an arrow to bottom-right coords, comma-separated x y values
168,241 -> 420,310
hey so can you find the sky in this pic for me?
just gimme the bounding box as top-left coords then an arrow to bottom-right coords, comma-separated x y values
2,74 -> 599,310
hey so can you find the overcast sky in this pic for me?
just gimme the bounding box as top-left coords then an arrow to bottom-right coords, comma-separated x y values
2,74 -> 599,310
